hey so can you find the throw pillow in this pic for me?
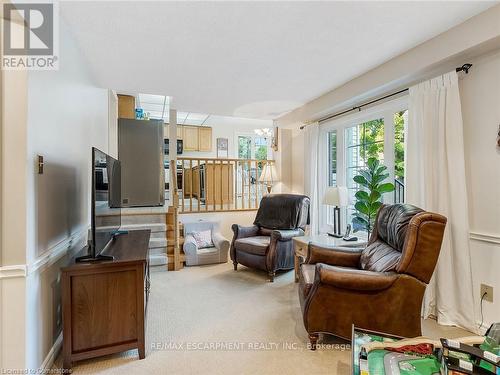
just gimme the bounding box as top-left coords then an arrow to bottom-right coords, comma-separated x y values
192,230 -> 214,249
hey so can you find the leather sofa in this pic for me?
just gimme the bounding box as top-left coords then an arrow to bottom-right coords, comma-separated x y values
298,204 -> 447,348
230,194 -> 310,282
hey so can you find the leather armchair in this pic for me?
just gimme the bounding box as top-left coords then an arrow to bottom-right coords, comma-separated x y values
298,204 -> 447,349
231,194 -> 310,282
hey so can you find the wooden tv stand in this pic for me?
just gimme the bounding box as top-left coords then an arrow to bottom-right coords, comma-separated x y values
61,230 -> 151,370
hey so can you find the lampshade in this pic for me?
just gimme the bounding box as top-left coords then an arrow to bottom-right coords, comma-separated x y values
322,186 -> 348,207
259,163 -> 278,183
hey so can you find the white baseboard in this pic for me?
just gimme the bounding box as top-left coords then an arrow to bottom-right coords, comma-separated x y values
40,333 -> 62,370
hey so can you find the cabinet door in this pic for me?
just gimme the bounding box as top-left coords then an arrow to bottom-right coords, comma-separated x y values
177,126 -> 183,140
198,127 -> 212,152
183,126 -> 199,151
117,95 -> 135,119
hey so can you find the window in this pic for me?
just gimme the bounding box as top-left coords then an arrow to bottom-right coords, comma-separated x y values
237,135 -> 272,160
345,118 -> 385,223
319,97 -> 408,234
238,136 -> 252,159
237,134 -> 272,186
394,110 -> 407,204
254,137 -> 268,161
328,131 -> 337,186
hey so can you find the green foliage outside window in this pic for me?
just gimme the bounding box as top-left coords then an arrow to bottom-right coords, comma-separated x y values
358,113 -> 405,182
394,111 -> 405,182
255,146 -> 267,160
238,136 -> 251,159
358,119 -> 384,162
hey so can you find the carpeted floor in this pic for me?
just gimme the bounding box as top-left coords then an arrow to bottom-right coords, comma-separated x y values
54,262 -> 470,374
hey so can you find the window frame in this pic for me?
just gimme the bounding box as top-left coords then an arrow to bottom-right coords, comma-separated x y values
318,96 -> 408,233
235,132 -> 273,160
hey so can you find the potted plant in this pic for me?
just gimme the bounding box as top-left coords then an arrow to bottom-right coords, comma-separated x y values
352,158 -> 395,238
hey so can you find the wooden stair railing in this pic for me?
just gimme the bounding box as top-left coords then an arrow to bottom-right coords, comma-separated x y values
168,159 -> 183,271
176,157 -> 274,213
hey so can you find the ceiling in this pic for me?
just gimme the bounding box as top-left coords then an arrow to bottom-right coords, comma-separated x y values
61,1 -> 496,119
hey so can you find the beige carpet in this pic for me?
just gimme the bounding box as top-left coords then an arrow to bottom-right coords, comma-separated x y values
55,262 -> 471,374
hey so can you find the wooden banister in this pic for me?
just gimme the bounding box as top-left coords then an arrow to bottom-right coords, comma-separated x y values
172,157 -> 274,213
169,159 -> 181,270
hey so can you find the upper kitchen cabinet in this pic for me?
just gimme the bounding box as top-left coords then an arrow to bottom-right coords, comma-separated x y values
182,125 -> 212,152
183,125 -> 200,151
198,127 -> 212,152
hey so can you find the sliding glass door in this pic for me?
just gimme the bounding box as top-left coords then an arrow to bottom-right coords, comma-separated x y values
345,118 -> 385,225
320,97 -> 408,234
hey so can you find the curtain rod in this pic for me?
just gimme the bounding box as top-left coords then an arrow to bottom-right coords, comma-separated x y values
300,63 -> 472,129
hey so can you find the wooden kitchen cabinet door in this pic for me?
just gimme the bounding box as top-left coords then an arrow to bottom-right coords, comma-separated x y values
183,126 -> 199,151
198,127 -> 212,151
176,126 -> 183,140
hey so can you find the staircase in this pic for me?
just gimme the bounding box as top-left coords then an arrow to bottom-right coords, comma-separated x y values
120,206 -> 185,269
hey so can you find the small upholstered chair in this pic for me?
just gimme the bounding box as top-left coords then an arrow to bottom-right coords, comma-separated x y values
298,204 -> 447,349
230,194 -> 310,281
183,221 -> 230,266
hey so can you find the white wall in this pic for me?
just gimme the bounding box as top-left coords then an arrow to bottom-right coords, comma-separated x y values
180,211 -> 256,241
281,5 -> 500,331
289,50 -> 500,328
460,49 -> 500,328
277,4 -> 500,128
24,20 -> 109,369
1,6 -> 29,370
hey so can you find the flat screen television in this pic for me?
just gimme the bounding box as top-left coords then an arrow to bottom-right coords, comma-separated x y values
76,147 -> 121,262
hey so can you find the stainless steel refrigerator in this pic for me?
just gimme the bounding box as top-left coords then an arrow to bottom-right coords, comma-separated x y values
118,118 -> 164,207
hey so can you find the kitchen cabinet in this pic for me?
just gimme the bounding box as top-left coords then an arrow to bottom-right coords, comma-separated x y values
183,125 -> 200,151
198,127 -> 212,151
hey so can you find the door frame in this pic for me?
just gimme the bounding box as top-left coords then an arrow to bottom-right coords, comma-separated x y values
317,96 -> 409,233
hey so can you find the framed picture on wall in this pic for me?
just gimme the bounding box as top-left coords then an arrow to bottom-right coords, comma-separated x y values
217,138 -> 228,158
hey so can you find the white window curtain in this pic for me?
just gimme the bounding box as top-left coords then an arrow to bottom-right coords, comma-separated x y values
304,123 -> 320,235
407,71 -> 476,332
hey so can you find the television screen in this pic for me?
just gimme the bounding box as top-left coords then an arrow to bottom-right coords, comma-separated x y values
92,147 -> 121,256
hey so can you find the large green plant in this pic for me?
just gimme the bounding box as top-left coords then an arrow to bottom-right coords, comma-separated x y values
352,158 -> 395,236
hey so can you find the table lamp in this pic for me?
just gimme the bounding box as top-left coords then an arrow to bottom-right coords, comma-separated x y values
259,162 -> 278,193
323,186 -> 348,238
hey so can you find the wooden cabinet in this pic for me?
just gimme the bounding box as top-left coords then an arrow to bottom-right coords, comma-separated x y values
180,125 -> 212,152
182,162 -> 233,205
164,125 -> 212,152
117,94 -> 135,119
205,162 -> 233,205
198,127 -> 212,151
183,125 -> 200,151
62,230 -> 151,370
164,125 -> 185,140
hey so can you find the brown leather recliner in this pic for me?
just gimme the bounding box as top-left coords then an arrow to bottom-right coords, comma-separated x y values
298,204 -> 447,348
231,194 -> 310,282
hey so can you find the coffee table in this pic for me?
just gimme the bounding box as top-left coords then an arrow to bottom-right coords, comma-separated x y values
292,234 -> 367,282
